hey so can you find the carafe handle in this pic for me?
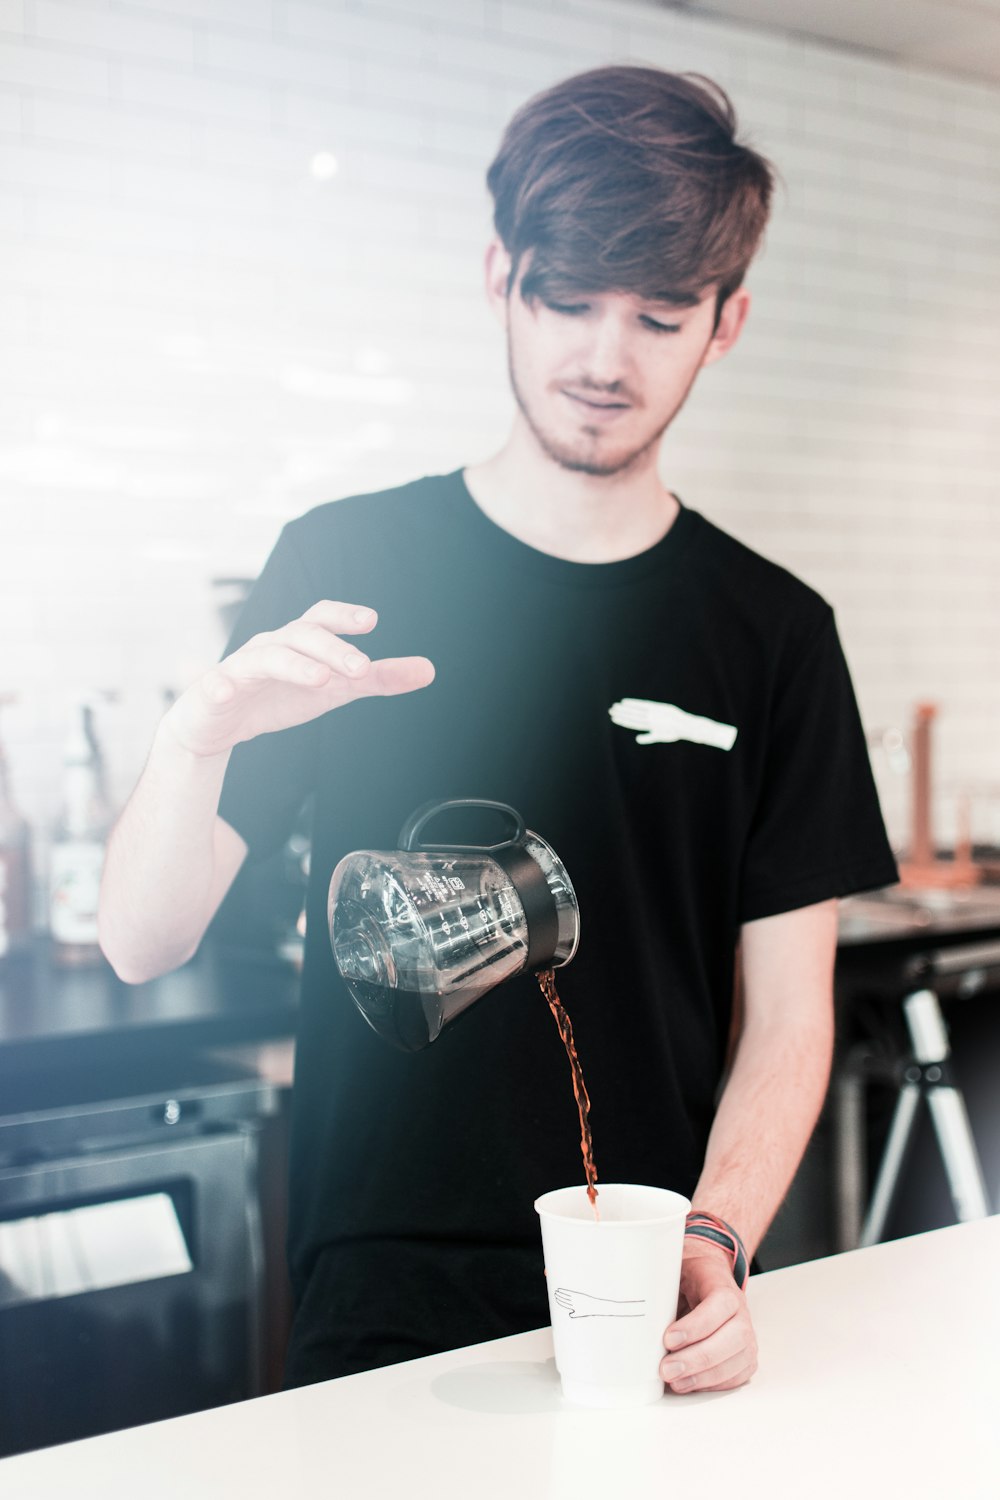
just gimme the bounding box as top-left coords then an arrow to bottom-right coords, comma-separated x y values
397,798 -> 526,852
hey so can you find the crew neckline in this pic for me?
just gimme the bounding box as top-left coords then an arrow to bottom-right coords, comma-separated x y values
446,467 -> 701,589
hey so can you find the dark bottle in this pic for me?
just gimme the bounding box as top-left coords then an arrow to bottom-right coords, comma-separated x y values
0,694 -> 32,960
49,700 -> 113,968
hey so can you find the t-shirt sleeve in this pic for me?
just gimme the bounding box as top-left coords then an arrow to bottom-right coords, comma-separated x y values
738,609 -> 899,923
216,523 -> 323,864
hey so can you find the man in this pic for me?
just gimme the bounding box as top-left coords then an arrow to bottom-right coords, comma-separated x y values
99,66 -> 898,1397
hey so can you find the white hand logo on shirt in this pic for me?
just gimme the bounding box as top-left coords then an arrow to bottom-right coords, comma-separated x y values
609,698 -> 738,751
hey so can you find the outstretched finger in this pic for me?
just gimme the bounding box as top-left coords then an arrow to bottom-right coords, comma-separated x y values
203,645 -> 349,702
360,656 -> 436,697
278,621 -> 372,682
300,600 -> 379,634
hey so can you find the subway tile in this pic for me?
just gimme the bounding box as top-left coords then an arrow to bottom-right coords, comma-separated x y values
285,1 -> 432,62
282,91 -> 433,153
428,25 -> 599,84
32,0 -> 193,65
0,137 -> 112,191
0,0 -> 24,34
193,27 -> 352,92
361,0 -> 487,25
323,142 -> 482,200
1,240 -> 124,300
497,0 -> 618,55
199,120 -> 315,174
629,34 -> 745,96
117,0 -> 272,28
31,94 -> 196,157
118,57 -> 273,123
0,35 -> 109,94
32,193 -> 201,252
953,87 -> 1000,142
361,56 -> 505,118
426,113 -> 505,164
0,183 -> 25,231
106,152 -> 278,214
0,291 -> 31,344
0,84 -> 20,130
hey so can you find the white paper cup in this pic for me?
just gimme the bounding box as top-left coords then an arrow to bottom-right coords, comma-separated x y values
534,1183 -> 691,1409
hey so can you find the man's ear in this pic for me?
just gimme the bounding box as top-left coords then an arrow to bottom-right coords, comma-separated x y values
700,287 -> 751,369
484,238 -> 514,328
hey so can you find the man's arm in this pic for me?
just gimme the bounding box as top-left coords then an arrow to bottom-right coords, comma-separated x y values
98,721 -> 248,984
98,598 -> 435,984
692,895 -> 839,1252
658,896 -> 839,1394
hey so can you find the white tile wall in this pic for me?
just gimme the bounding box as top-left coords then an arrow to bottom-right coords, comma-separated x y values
2,0 -> 1000,885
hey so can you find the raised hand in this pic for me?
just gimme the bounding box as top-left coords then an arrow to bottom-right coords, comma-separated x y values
163,601 -> 435,759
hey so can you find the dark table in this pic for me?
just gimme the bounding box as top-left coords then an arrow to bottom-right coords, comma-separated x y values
0,935 -> 300,1092
837,881 -> 1000,963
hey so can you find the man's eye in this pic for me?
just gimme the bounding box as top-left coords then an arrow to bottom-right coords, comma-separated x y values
642,316 -> 682,334
546,301 -> 590,316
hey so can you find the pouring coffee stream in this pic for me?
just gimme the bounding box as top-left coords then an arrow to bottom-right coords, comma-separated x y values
538,967 -> 601,1220
328,799 -> 600,1217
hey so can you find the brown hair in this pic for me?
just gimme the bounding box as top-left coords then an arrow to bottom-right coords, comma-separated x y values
486,65 -> 775,324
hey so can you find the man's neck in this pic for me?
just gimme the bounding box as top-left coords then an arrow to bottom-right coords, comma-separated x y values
463,423 -> 679,565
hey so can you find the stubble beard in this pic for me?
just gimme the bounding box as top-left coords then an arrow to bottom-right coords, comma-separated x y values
506,332 -> 671,479
509,343 -> 665,477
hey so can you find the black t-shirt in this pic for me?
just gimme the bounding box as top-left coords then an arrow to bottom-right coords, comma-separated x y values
218,469 -> 898,1314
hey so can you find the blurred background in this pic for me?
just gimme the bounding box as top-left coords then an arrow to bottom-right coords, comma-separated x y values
0,0 -> 999,845
1,0 -> 998,1459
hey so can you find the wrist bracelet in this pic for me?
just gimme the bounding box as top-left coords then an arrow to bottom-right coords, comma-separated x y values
684,1210 -> 750,1292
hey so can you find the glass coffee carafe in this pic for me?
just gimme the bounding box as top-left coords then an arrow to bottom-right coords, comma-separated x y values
328,798 -> 579,1052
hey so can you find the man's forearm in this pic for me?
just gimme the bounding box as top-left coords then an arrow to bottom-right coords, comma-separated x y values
98,719 -> 233,983
690,1006 -> 834,1259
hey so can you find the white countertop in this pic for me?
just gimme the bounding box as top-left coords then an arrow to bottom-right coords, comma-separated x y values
3,1217 -> 998,1499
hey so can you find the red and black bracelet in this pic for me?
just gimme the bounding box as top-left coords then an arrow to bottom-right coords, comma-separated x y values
684,1210 -> 750,1292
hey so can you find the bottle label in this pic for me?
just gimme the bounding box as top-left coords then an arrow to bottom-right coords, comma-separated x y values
0,855 -> 9,957
0,840 -> 31,956
50,841 -> 105,944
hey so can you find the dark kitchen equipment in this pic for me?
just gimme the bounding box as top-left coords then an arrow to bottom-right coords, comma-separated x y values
0,1051 -> 279,1459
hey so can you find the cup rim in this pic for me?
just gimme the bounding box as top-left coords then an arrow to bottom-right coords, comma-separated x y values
534,1182 -> 691,1227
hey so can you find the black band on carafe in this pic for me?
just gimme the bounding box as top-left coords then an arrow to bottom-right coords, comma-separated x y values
491,843 -> 560,972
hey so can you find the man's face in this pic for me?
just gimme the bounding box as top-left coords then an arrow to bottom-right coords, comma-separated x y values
490,246 -> 748,478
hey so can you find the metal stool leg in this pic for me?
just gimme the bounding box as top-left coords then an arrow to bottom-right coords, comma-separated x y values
905,988 -> 990,1224
861,1081 -> 921,1248
861,986 -> 990,1248
926,1088 -> 990,1223
834,1047 -> 870,1252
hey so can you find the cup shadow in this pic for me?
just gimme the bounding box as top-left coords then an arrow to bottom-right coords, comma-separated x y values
429,1358 -> 563,1414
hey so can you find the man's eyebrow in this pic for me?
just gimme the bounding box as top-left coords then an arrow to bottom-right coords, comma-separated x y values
642,297 -> 698,312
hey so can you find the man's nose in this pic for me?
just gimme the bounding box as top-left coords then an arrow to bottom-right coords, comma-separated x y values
578,313 -> 632,389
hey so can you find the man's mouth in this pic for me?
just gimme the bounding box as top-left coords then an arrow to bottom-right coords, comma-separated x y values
562,390 -> 631,417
